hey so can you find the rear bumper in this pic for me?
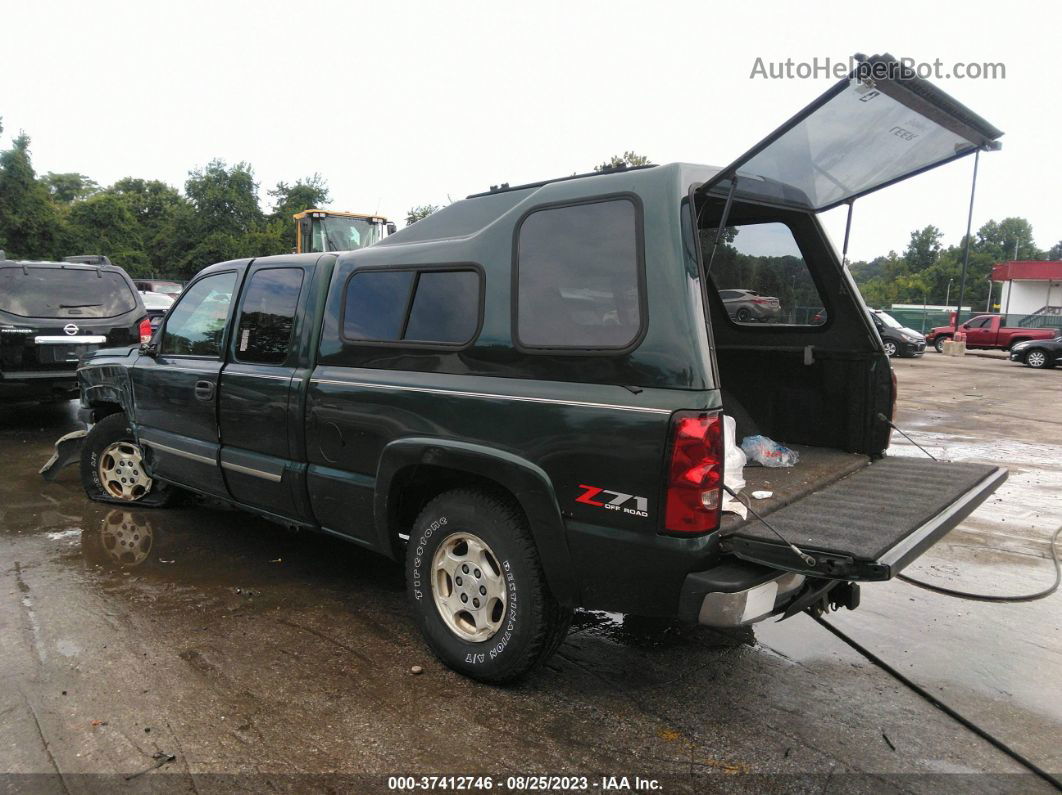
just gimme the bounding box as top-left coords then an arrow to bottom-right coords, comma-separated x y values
678,561 -> 805,626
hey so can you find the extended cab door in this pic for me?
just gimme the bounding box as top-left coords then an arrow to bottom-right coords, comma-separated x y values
217,261 -> 311,520
963,315 -> 997,347
132,269 -> 240,497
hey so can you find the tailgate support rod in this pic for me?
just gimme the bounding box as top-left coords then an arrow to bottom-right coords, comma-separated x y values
702,176 -> 738,277
953,147 -> 982,332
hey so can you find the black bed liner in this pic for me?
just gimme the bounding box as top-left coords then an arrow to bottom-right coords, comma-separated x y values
724,457 -> 1007,581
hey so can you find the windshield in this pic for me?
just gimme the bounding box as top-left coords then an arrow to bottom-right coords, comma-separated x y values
0,266 -> 139,318
875,311 -> 903,329
312,217 -> 383,252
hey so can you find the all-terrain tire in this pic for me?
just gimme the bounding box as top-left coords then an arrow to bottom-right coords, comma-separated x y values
934,335 -> 950,353
406,488 -> 572,683
80,413 -> 180,507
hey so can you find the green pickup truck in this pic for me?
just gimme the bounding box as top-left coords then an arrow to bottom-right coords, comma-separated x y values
45,55 -> 1008,682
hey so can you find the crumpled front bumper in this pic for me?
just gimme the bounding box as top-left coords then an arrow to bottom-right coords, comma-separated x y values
39,429 -> 87,481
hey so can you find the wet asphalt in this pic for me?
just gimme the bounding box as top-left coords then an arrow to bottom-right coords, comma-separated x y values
1,353 -> 1059,793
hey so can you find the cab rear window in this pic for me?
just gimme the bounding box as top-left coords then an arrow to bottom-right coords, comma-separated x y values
0,267 -> 139,318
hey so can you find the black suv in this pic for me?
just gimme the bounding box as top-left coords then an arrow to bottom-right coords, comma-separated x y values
1,255 -> 150,403
46,56 -> 1008,682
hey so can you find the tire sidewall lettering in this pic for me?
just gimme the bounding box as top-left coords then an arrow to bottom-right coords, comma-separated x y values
410,516 -> 447,601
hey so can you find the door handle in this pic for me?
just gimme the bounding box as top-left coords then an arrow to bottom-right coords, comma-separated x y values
194,380 -> 215,401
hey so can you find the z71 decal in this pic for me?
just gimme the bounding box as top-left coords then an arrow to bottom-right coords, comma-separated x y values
576,484 -> 649,517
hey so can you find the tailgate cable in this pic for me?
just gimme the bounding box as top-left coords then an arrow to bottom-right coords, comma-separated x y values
877,412 -> 1060,603
876,413 -> 937,460
812,613 -> 1062,791
723,484 -> 816,568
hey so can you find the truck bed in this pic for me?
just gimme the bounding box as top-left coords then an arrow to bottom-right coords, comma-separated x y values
721,445 -> 870,533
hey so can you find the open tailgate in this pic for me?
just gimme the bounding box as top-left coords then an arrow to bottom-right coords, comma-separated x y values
723,458 -> 1006,581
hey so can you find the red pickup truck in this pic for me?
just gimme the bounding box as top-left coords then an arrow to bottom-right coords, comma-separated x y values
926,314 -> 1056,353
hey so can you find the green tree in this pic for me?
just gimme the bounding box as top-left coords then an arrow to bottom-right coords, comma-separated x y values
903,225 -> 942,269
165,160 -> 265,277
64,193 -> 148,274
102,178 -> 188,274
0,126 -> 64,259
975,217 -> 1041,261
594,151 -> 653,171
1048,241 -> 1062,260
406,204 -> 441,225
42,172 -> 99,203
266,174 -> 331,252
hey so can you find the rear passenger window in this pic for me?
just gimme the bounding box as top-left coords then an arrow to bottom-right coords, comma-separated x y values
234,268 -> 304,364
342,268 -> 481,345
516,198 -> 644,350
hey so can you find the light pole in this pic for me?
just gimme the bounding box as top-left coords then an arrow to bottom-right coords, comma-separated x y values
945,278 -> 954,308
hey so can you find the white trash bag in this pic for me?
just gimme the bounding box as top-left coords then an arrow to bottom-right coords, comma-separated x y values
721,414 -> 747,519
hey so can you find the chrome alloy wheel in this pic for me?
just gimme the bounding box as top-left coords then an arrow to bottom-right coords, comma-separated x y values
1026,350 -> 1047,368
98,441 -> 153,501
431,532 -> 507,642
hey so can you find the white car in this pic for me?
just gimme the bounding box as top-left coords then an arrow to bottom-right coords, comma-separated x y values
139,290 -> 174,331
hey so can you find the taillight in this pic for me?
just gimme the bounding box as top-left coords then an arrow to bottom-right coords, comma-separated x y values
139,317 -> 153,344
664,410 -> 724,535
752,297 -> 768,304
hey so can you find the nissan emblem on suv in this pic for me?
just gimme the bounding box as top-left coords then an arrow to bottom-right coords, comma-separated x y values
64,323 -> 79,336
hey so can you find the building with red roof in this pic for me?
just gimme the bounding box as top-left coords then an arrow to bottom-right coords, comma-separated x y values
991,260 -> 1062,316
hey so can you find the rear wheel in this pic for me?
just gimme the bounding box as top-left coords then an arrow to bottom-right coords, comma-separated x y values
80,413 -> 179,507
406,489 -> 571,683
934,336 -> 950,353
882,340 -> 898,358
736,307 -> 752,322
1025,349 -> 1051,369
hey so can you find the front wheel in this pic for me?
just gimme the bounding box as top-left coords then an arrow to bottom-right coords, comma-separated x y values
882,340 -> 898,358
406,489 -> 571,683
80,413 -> 179,507
1025,349 -> 1052,369
934,336 -> 950,353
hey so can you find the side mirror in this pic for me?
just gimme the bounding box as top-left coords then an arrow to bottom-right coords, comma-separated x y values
139,342 -> 158,357
386,222 -> 397,235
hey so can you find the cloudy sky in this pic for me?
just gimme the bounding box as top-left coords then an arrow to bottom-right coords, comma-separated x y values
3,0 -> 1056,261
